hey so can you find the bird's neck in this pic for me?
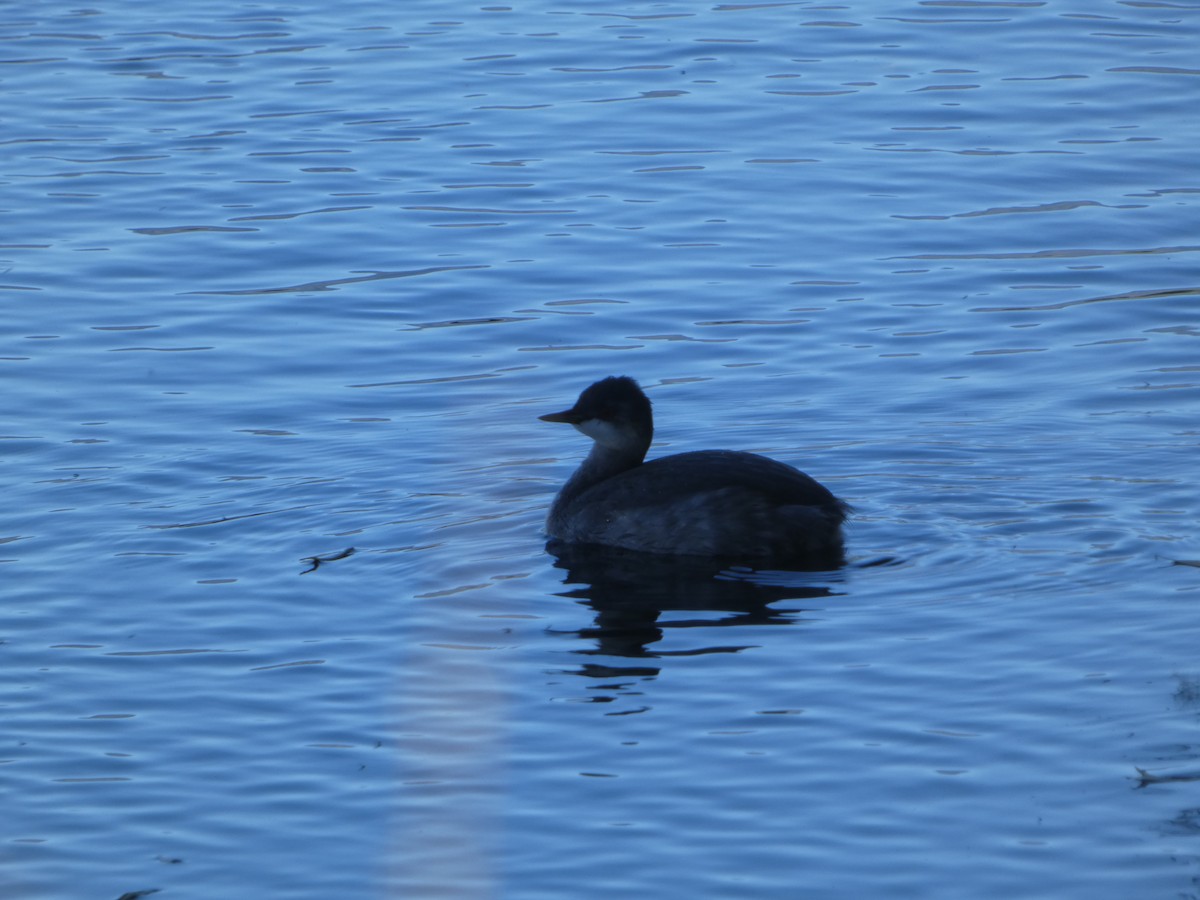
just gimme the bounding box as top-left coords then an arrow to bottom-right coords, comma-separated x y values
580,438 -> 646,483
551,439 -> 648,517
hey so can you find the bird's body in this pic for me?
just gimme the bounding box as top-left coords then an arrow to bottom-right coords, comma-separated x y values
540,376 -> 848,565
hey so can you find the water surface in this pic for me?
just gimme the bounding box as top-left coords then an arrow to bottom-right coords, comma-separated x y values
4,2 -> 1199,898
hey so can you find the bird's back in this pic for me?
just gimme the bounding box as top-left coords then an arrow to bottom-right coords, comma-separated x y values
551,450 -> 847,564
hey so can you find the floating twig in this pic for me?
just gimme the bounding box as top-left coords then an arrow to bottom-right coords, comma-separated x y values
1134,766 -> 1200,787
300,547 -> 356,574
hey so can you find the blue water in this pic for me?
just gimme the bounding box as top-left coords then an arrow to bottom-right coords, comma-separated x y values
4,1 -> 1199,898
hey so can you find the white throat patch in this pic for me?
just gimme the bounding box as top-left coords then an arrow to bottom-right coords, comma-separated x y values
574,417 -> 631,450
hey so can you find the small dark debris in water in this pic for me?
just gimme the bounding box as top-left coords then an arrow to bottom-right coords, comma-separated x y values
116,891 -> 160,900
1173,559 -> 1200,568
155,854 -> 183,864
1134,766 -> 1200,788
300,547 -> 356,574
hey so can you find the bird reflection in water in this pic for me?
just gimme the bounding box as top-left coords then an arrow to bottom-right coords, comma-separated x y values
546,540 -> 842,671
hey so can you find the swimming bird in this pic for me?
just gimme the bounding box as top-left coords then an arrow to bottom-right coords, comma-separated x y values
540,376 -> 849,565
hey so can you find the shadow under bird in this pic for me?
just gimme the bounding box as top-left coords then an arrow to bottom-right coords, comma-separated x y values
539,376 -> 849,567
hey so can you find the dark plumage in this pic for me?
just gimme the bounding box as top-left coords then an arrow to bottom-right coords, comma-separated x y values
540,376 -> 849,565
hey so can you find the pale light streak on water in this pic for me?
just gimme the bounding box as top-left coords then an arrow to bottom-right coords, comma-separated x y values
3,1 -> 1199,898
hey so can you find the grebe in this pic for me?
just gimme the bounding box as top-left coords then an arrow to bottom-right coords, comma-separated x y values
540,376 -> 848,565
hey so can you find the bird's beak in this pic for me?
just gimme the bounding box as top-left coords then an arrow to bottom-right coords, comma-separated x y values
539,407 -> 582,424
